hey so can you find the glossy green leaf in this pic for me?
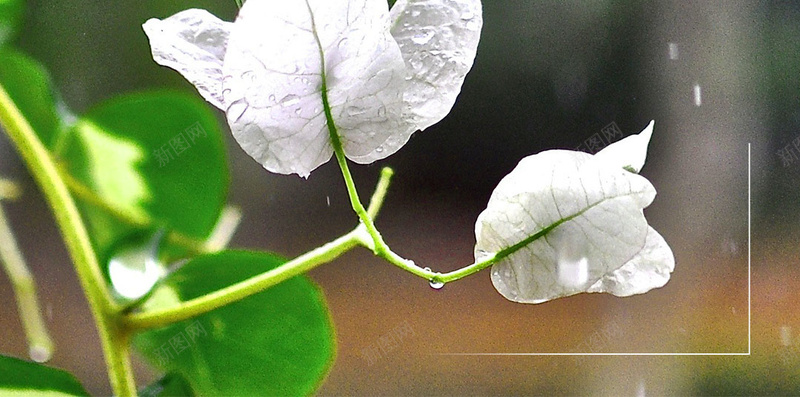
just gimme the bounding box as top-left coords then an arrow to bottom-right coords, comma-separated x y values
61,91 -> 229,259
0,354 -> 88,396
0,0 -> 24,46
0,48 -> 64,148
139,373 -> 195,397
134,250 -> 335,396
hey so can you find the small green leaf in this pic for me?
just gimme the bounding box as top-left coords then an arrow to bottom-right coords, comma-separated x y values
134,250 -> 335,396
61,91 -> 229,259
0,48 -> 64,148
0,354 -> 88,396
0,0 -> 24,46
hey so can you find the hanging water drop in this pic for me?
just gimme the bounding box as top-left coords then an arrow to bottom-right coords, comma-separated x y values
424,267 -> 444,290
107,231 -> 166,301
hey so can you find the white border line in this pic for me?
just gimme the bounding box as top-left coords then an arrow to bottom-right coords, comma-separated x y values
437,144 -> 752,357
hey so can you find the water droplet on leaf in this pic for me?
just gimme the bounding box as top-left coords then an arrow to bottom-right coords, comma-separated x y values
107,232 -> 166,301
279,94 -> 300,107
411,29 -> 435,45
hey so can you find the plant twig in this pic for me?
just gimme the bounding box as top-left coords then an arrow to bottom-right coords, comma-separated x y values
124,168 -> 395,330
0,83 -> 136,396
0,201 -> 54,362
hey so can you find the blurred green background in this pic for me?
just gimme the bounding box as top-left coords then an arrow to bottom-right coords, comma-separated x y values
1,0 -> 799,395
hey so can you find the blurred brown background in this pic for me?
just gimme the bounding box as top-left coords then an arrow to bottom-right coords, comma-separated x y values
2,0 -> 799,395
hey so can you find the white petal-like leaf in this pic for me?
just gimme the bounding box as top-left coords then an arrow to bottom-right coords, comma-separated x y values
475,146 -> 672,304
389,0 -> 482,132
594,120 -> 655,173
586,226 -> 675,296
144,0 -> 483,176
142,9 -> 232,109
221,0 -> 410,176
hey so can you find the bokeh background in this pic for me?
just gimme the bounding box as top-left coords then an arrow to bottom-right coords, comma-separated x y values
1,0 -> 799,395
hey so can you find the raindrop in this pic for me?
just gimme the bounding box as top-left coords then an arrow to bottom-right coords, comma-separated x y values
294,108 -> 302,115
345,106 -> 368,116
668,42 -> 679,60
375,146 -> 385,153
377,106 -> 387,118
411,29 -> 435,45
410,9 -> 421,17
636,379 -> 647,397
429,279 -> 444,290
30,345 -> 51,363
326,196 -> 331,207
424,267 -> 444,290
337,37 -> 348,50
107,232 -> 166,301
461,10 -> 475,20
693,83 -> 702,106
268,94 -> 276,103
558,256 -> 588,288
280,94 -> 301,107
781,325 -> 792,347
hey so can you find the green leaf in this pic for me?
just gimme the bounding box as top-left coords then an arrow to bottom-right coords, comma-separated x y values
71,120 -> 152,220
0,48 -> 64,148
139,373 -> 195,397
0,354 -> 88,396
134,250 -> 335,396
475,123 -> 673,304
61,91 -> 229,258
0,0 -> 24,46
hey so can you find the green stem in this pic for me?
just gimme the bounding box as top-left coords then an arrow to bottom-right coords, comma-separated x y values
123,167 -> 395,330
0,83 -> 136,396
125,227 -> 363,330
0,201 -> 54,362
308,4 -> 387,257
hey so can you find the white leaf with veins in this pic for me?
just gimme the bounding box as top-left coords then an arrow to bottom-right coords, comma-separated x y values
142,9 -> 232,109
143,0 -> 482,177
476,122 -> 673,304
